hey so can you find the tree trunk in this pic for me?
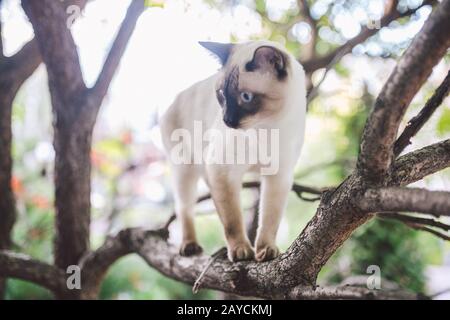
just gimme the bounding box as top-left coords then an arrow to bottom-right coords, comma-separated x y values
0,88 -> 15,299
53,114 -> 92,269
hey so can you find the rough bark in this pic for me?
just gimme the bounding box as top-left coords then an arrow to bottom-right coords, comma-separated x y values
22,0 -> 91,271
361,187 -> 450,217
357,0 -> 450,181
74,227 -> 420,299
388,139 -> 450,186
0,250 -> 67,295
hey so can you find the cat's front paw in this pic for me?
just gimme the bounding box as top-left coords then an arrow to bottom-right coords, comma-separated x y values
255,243 -> 279,262
179,241 -> 203,256
227,241 -> 254,262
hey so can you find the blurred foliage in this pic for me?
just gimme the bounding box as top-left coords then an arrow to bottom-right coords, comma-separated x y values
437,108 -> 450,137
4,0 -> 450,299
350,219 -> 427,292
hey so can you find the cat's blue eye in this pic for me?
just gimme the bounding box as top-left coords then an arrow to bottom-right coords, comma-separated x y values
240,92 -> 254,103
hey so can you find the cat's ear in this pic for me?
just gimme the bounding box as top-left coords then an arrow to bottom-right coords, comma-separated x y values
199,41 -> 234,66
246,46 -> 287,79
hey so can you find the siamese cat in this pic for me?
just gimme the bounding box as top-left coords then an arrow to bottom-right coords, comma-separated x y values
160,40 -> 306,262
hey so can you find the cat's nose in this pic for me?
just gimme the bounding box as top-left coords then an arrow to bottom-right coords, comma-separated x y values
223,116 -> 239,129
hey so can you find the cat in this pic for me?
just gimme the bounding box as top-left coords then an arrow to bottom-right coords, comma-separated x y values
160,40 -> 306,262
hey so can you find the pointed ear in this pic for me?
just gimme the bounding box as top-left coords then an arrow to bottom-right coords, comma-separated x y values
199,41 -> 234,66
246,46 -> 287,79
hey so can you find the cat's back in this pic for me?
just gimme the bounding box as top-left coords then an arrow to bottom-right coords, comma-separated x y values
160,73 -> 220,143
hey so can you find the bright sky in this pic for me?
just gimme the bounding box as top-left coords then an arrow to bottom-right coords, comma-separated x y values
0,0 -> 434,145
1,0 -> 431,130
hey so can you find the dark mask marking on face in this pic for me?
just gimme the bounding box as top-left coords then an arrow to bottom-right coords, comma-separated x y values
218,67 -> 262,129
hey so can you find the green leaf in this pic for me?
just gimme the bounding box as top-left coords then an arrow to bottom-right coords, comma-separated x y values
255,0 -> 266,14
334,62 -> 350,77
144,0 -> 164,8
437,107 -> 450,136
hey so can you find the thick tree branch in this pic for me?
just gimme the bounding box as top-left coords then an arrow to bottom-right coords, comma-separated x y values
301,0 -> 435,73
81,228 -> 418,299
360,187 -> 450,217
1,40 -> 41,92
0,251 -> 67,294
394,70 -> 450,156
357,0 -> 450,181
78,229 -> 136,299
288,284 -> 419,300
89,0 -> 145,109
22,0 -> 88,101
387,139 -> 450,186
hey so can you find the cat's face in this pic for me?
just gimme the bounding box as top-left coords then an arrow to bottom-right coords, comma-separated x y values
200,41 -> 291,129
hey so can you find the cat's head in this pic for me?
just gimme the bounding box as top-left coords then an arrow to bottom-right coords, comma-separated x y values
200,41 -> 296,129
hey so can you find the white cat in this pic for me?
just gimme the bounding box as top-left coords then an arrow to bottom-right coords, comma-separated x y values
160,41 -> 306,262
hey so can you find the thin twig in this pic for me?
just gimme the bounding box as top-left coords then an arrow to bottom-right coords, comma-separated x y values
394,70 -> 450,156
192,247 -> 227,294
306,44 -> 350,104
430,287 -> 450,299
197,181 -> 325,204
378,212 -> 450,231
406,223 -> 450,241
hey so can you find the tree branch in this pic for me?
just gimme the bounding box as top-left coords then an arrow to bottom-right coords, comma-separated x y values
82,227 -> 420,299
78,229 -> 136,299
306,43 -> 350,103
197,181 -> 325,203
378,212 -> 450,232
288,284 -> 420,300
388,139 -> 450,186
1,40 -> 41,92
89,0 -> 145,110
405,224 -> 450,241
360,187 -> 450,217
297,0 -> 317,61
357,0 -> 450,181
105,227 -> 429,299
394,70 -> 450,156
21,0 -> 88,100
301,0 -> 435,73
0,250 -> 67,294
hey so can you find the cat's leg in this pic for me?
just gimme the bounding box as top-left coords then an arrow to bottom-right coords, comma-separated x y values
172,164 -> 202,256
255,173 -> 293,262
207,166 -> 254,262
